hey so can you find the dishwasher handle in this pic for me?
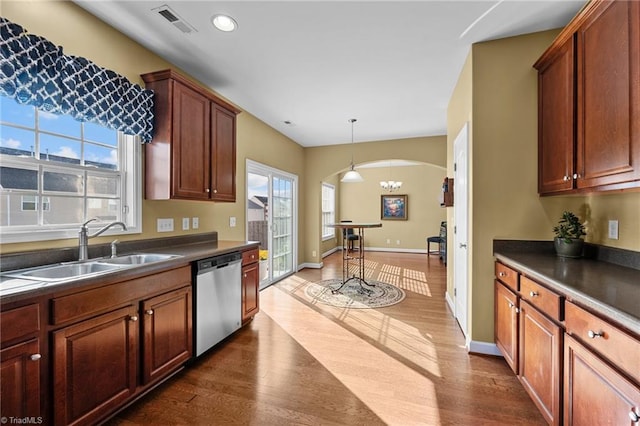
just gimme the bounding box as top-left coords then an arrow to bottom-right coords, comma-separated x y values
196,252 -> 242,274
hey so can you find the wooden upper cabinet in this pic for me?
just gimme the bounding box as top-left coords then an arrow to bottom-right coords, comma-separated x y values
142,69 -> 240,201
577,0 -> 640,189
536,36 -> 575,194
535,0 -> 640,194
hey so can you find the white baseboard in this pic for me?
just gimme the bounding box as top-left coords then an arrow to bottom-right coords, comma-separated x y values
445,291 -> 455,314
469,341 -> 502,357
322,247 -> 340,258
361,247 -> 428,254
298,262 -> 323,270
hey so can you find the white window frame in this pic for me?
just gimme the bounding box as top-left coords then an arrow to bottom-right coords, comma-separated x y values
0,112 -> 142,243
321,182 -> 335,241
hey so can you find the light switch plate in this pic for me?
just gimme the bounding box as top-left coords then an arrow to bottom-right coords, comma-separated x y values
157,218 -> 174,232
608,220 -> 619,240
229,216 -> 236,227
182,217 -> 189,231
192,217 -> 199,229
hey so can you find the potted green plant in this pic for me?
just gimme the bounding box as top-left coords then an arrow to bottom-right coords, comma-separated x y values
553,211 -> 586,258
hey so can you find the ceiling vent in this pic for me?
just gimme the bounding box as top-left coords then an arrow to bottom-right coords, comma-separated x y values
153,5 -> 197,34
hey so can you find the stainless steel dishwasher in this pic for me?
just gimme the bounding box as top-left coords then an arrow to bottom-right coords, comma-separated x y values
194,251 -> 242,357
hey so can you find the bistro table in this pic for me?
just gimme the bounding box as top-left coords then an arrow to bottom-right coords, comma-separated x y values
328,222 -> 382,294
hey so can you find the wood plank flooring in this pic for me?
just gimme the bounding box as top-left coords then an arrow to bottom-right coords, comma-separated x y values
107,251 -> 544,425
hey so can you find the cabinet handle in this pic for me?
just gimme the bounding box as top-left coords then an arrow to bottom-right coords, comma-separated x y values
30,354 -> 41,361
529,291 -> 538,297
514,307 -> 520,314
629,409 -> 639,423
563,175 -> 571,181
498,272 -> 506,277
205,188 -> 210,193
244,273 -> 247,278
573,173 -> 580,179
145,309 -> 154,315
130,315 -> 138,322
587,330 -> 604,339
213,189 -> 218,194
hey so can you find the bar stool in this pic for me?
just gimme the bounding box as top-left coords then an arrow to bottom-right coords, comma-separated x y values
427,236 -> 441,255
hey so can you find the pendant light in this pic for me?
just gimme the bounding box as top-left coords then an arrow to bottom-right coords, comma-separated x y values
341,118 -> 364,183
380,160 -> 402,191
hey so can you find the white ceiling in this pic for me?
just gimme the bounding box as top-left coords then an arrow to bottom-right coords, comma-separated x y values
74,0 -> 585,148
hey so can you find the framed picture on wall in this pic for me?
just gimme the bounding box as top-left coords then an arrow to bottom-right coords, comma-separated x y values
381,194 -> 408,220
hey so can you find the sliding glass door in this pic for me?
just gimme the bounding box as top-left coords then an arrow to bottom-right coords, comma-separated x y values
246,160 -> 297,289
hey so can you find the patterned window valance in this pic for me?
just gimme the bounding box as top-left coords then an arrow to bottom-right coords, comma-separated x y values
0,17 -> 154,142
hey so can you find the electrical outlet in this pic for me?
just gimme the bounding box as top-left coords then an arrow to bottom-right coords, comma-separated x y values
312,250 -> 317,257
396,240 -> 401,245
608,220 -> 619,240
157,218 -> 174,232
229,216 -> 236,227
386,239 -> 391,244
182,217 -> 189,231
192,217 -> 199,229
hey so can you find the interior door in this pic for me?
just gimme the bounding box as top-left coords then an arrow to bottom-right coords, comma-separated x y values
246,160 -> 297,290
453,123 -> 469,341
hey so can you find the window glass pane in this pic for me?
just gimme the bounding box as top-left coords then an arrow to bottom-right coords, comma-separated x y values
40,133 -> 82,165
87,198 -> 120,222
0,97 -> 35,127
42,196 -> 83,225
0,125 -> 35,157
85,143 -> 118,170
87,175 -> 119,197
21,195 -> 37,211
43,170 -> 83,194
38,110 -> 81,138
84,122 -> 117,146
0,193 -> 38,226
0,167 -> 38,190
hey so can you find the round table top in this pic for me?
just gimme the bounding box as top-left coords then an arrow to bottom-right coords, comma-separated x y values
328,222 -> 382,229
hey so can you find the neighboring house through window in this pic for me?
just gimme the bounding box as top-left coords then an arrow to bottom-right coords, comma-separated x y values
0,96 -> 141,243
321,182 -> 335,240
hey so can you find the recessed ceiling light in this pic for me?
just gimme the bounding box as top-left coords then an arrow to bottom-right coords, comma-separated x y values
212,14 -> 238,32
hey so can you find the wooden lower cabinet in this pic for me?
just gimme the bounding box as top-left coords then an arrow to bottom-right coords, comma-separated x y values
495,281 -> 518,373
564,335 -> 640,425
242,248 -> 260,323
53,305 -> 138,426
519,300 -> 563,425
0,338 -> 41,419
142,286 -> 192,384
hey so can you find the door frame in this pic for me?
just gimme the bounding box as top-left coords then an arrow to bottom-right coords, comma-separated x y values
453,123 -> 469,345
246,159 -> 299,288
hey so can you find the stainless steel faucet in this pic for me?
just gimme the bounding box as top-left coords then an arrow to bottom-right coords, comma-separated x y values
78,219 -> 127,261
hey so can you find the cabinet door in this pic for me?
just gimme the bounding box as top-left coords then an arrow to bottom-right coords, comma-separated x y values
519,300 -> 563,425
495,281 -> 518,374
0,338 -> 41,418
53,306 -> 138,426
538,36 -> 576,194
242,262 -> 259,323
142,286 -> 192,384
211,104 -> 237,201
577,0 -> 640,188
172,81 -> 211,200
564,335 -> 640,425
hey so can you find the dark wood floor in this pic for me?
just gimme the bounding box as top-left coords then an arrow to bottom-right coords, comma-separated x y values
107,251 -> 544,425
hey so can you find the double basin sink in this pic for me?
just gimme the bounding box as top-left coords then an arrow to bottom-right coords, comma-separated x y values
3,253 -> 181,283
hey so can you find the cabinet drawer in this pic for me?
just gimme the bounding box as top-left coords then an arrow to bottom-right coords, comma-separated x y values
242,248 -> 259,266
520,276 -> 562,321
1,304 -> 40,345
51,266 -> 191,325
565,301 -> 640,384
495,262 -> 518,291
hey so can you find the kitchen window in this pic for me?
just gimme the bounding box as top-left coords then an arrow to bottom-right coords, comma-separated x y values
321,182 -> 335,240
0,96 -> 141,243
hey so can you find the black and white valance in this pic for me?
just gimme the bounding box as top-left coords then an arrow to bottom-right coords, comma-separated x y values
0,17 -> 154,142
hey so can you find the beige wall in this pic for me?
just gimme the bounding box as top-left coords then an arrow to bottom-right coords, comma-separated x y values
447,28 -> 640,346
339,165 -> 446,250
1,1 -> 305,259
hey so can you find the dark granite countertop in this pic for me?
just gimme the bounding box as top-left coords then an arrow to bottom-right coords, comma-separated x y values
494,242 -> 640,335
0,233 -> 259,304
